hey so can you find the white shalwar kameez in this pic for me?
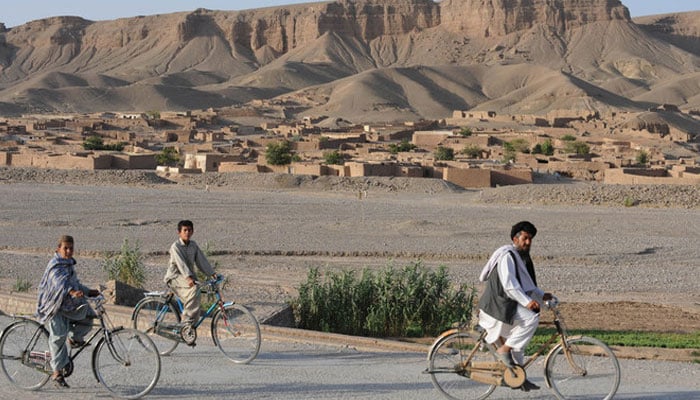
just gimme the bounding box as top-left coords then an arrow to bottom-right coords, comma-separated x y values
478,245 -> 544,365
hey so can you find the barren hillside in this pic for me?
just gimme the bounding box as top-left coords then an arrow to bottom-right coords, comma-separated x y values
0,0 -> 697,121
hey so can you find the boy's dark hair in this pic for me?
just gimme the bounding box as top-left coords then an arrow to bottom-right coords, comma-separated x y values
177,220 -> 194,232
57,235 -> 74,247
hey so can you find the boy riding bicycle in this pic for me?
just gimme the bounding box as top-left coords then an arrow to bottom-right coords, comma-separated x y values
164,220 -> 218,345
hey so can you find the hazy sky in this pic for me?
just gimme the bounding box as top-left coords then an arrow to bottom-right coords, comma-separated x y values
3,0 -> 699,28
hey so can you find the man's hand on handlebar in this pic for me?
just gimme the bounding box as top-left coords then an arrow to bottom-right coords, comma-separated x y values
526,300 -> 540,313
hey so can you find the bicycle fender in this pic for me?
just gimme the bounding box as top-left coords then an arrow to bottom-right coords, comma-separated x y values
426,328 -> 460,358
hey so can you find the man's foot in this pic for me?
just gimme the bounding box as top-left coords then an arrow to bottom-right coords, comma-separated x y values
495,351 -> 515,368
68,338 -> 86,349
519,379 -> 540,392
52,372 -> 70,388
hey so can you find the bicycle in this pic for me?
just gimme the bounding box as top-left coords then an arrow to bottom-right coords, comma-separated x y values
425,297 -> 621,400
131,274 -> 261,364
0,295 -> 161,399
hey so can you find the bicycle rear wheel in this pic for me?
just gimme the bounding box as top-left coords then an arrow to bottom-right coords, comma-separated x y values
545,336 -> 620,400
211,304 -> 261,364
93,328 -> 161,399
428,331 -> 497,400
0,319 -> 51,391
132,296 -> 180,356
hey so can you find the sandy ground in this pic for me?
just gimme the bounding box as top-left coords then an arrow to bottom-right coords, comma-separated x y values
0,177 -> 698,338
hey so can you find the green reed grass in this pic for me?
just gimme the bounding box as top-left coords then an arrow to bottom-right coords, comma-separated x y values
291,262 -> 475,337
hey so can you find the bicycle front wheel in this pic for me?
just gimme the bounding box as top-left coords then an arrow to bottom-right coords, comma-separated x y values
211,304 -> 261,364
545,336 -> 620,400
428,331 -> 497,400
0,319 -> 51,391
132,296 -> 180,356
93,328 -> 161,399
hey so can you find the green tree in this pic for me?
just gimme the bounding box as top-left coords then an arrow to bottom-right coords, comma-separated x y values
502,142 -> 517,163
636,150 -> 649,166
388,139 -> 416,154
434,146 -> 454,161
541,139 -> 554,155
462,145 -> 482,158
323,150 -> 344,165
83,135 -> 105,150
266,141 -> 293,165
564,141 -> 590,155
457,127 -> 472,137
82,135 -> 125,151
155,147 -> 180,166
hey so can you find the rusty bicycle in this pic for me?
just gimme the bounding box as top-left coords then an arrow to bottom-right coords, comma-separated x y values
425,297 -> 620,400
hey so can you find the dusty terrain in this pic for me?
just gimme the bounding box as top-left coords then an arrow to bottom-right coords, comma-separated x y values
0,169 -> 698,343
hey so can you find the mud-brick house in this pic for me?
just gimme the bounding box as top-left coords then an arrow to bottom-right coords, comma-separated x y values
443,164 -> 533,188
8,150 -> 112,169
604,165 -> 700,185
343,161 -> 423,178
183,153 -> 245,172
412,130 -> 454,149
110,153 -> 157,170
164,130 -> 195,143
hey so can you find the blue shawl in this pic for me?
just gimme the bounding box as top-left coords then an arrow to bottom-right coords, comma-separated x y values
36,253 -> 84,323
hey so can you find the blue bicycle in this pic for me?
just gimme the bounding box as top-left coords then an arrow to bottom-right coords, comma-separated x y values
131,275 -> 260,364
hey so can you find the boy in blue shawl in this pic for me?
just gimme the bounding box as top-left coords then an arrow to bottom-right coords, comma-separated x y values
36,235 -> 99,388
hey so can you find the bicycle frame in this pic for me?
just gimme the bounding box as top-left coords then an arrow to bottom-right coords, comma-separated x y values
428,301 -> 583,386
16,299 -> 129,382
149,279 -> 233,330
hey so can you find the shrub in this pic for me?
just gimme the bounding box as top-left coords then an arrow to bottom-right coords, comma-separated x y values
508,138 -> 530,153
434,146 -> 455,161
532,139 -> 554,156
457,127 -> 472,137
561,134 -> 576,141
13,278 -> 32,292
102,239 -> 146,288
564,141 -> 590,155
388,140 -> 416,154
290,262 -> 475,337
462,145 -> 482,158
502,142 -> 517,163
624,197 -> 638,207
265,141 -> 293,165
323,150 -> 344,165
82,135 -> 125,151
155,147 -> 180,166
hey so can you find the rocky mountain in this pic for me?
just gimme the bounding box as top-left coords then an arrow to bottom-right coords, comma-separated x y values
0,0 -> 698,122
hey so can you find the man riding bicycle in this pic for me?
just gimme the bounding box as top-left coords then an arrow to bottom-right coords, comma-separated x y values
477,221 -> 553,392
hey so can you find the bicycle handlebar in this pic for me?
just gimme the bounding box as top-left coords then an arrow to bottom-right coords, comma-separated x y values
544,296 -> 559,310
195,274 -> 225,291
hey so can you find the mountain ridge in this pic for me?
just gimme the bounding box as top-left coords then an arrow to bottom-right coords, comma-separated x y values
0,0 -> 698,121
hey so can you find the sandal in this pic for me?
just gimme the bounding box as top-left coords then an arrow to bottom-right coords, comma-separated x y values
495,351 -> 515,368
52,373 -> 70,388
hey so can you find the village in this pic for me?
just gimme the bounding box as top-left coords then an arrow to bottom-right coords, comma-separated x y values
1,104 -> 699,188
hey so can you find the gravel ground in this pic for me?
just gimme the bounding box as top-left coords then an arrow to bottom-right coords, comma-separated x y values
0,167 -> 698,333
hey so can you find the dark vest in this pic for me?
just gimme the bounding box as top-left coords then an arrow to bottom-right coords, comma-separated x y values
478,251 -> 521,325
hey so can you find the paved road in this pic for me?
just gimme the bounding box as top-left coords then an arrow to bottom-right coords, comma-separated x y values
0,316 -> 698,400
